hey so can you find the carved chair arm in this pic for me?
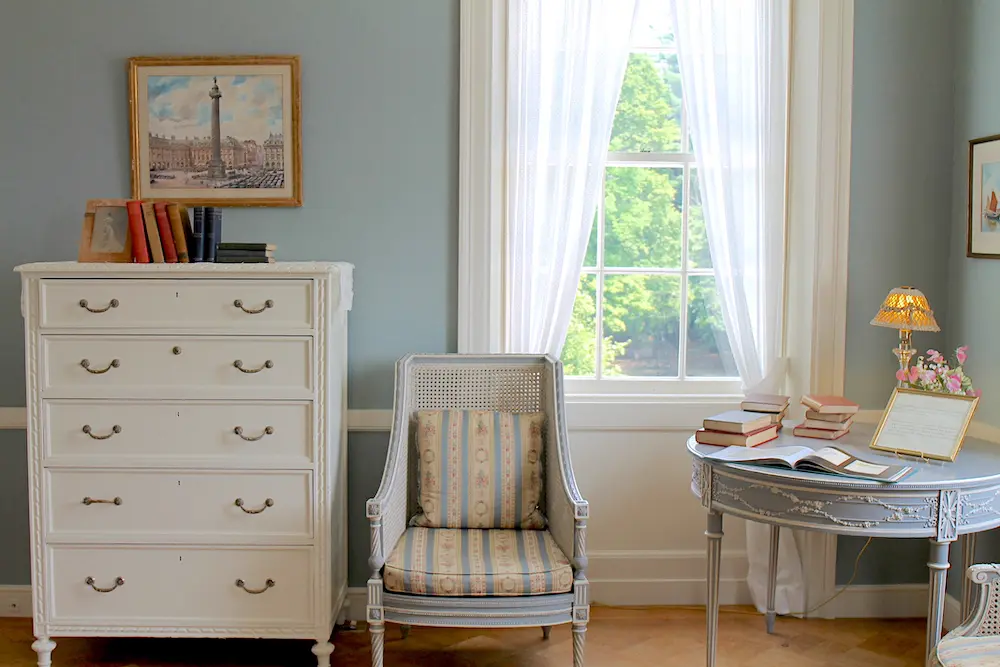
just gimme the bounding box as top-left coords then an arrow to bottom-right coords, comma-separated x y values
366,418 -> 410,575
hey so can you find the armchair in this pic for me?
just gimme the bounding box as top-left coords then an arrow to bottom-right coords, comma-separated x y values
935,564 -> 1000,666
365,354 -> 590,666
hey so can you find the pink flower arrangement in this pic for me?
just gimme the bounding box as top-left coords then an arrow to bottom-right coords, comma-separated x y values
895,346 -> 980,397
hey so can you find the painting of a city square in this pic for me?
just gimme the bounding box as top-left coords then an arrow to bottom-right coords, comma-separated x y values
129,56 -> 300,206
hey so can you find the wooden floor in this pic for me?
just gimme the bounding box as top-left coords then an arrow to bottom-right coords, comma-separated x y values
0,606 -> 928,666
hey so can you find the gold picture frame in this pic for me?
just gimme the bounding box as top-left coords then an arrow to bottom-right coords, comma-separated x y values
128,55 -> 302,207
870,388 -> 979,462
78,199 -> 133,263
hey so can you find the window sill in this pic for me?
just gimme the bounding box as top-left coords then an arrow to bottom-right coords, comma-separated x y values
564,394 -> 743,432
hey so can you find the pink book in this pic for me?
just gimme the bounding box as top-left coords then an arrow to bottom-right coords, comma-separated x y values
800,394 -> 860,414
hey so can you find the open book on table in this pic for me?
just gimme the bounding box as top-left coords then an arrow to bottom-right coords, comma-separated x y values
704,445 -> 915,483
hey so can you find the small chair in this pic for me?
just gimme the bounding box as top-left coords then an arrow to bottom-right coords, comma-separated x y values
365,353 -> 590,666
935,564 -> 1000,666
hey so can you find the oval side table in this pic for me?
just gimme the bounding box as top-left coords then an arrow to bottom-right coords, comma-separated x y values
688,423 -> 1000,667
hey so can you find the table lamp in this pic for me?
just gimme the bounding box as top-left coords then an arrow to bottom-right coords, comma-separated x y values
870,286 -> 940,385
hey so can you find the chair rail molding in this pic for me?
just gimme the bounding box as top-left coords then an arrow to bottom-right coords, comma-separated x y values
783,0 -> 855,619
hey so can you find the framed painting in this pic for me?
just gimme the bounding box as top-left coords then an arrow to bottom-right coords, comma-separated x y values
79,199 -> 133,263
128,55 -> 301,207
968,133 -> 1000,257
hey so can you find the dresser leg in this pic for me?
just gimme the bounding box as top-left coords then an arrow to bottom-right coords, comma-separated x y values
311,640 -> 334,667
31,637 -> 55,667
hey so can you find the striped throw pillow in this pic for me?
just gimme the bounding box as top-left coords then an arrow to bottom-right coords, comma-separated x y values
411,409 -> 546,530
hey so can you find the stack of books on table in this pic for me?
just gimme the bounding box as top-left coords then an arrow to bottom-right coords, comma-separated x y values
792,394 -> 860,440
695,410 -> 781,447
740,393 -> 790,430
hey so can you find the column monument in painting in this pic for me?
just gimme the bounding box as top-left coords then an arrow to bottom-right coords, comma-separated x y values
207,76 -> 226,180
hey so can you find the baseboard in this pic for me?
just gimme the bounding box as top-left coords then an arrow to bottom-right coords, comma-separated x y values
587,549 -> 752,606
0,585 -> 31,618
823,583 -> 927,619
346,587 -> 367,622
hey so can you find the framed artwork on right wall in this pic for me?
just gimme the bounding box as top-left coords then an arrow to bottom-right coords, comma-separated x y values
969,133 -> 1000,258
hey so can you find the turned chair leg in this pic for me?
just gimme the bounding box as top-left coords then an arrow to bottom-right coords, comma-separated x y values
573,625 -> 586,667
370,622 -> 385,667
542,625 -> 552,640
400,624 -> 411,640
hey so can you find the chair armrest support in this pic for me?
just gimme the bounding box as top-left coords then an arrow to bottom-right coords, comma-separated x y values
366,409 -> 410,576
945,564 -> 1000,639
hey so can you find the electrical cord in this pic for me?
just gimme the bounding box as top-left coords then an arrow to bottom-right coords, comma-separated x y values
592,536 -> 874,619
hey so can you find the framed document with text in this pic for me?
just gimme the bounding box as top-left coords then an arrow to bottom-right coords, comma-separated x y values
870,388 -> 979,462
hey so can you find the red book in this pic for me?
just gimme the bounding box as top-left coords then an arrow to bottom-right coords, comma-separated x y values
800,394 -> 860,414
153,203 -> 178,263
125,200 -> 149,263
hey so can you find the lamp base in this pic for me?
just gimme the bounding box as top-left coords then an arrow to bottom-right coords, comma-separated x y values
893,328 -> 915,387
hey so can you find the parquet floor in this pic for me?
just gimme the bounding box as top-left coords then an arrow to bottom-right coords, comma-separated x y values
0,606 -> 928,666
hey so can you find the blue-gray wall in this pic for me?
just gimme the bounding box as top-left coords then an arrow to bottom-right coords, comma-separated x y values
0,0 -> 458,587
946,0 -> 1000,594
838,0 -> 956,587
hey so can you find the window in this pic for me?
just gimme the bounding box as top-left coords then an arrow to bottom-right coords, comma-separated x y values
561,4 -> 739,392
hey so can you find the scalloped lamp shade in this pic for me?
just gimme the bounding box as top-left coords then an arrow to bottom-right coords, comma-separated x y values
870,286 -> 940,332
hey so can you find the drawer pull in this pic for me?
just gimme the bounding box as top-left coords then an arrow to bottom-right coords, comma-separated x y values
233,359 -> 273,373
235,497 -> 274,514
234,425 -> 274,441
235,578 -> 275,594
85,576 -> 124,593
80,358 -> 120,374
79,298 -> 119,313
82,424 -> 121,440
234,299 -> 274,314
82,496 -> 123,506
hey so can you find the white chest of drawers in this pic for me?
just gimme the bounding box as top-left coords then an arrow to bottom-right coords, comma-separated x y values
16,261 -> 353,667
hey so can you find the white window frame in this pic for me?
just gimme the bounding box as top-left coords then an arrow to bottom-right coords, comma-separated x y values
458,0 -> 853,436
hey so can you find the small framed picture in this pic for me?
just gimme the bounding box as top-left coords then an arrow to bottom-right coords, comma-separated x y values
870,388 -> 979,462
968,133 -> 1000,257
79,199 -> 133,263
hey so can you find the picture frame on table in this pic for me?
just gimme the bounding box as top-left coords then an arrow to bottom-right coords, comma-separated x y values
869,388 -> 979,462
968,133 -> 1000,257
78,199 -> 132,263
128,55 -> 302,207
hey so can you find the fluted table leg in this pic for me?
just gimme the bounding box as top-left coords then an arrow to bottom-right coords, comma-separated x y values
962,533 -> 978,619
706,511 -> 724,667
926,539 -> 951,667
766,524 -> 779,634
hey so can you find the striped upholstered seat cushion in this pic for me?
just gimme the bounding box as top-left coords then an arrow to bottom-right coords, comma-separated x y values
383,527 -> 574,597
411,409 -> 546,530
937,636 -> 1000,666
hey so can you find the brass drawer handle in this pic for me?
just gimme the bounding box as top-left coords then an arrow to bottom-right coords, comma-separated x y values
85,576 -> 124,593
83,496 -> 122,506
79,298 -> 119,313
234,425 -> 274,441
234,299 -> 273,314
233,359 -> 273,373
235,497 -> 274,514
82,424 -> 121,440
236,578 -> 274,594
81,359 -> 120,374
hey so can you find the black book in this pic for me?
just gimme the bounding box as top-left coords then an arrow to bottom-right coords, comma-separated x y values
191,207 -> 205,262
217,242 -> 276,252
204,207 -> 221,262
215,256 -> 275,263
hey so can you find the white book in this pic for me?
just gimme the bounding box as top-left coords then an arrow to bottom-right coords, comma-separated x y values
703,445 -> 914,483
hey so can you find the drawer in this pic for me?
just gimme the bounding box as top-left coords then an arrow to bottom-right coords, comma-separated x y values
41,335 -> 312,398
48,545 -> 312,627
44,400 -> 313,467
46,469 -> 312,543
39,279 -> 313,330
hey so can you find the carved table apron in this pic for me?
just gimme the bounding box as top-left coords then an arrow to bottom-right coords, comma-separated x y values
687,424 -> 1000,667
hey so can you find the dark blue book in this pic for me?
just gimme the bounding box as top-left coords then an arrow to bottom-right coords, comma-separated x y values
204,207 -> 220,262
191,207 -> 205,262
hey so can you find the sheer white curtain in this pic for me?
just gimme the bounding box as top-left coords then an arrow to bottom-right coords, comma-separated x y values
505,0 -> 638,355
669,0 -> 800,615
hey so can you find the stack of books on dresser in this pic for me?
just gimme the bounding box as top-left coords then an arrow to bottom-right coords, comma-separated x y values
215,242 -> 276,264
792,394 -> 860,440
695,410 -> 781,447
739,393 -> 790,430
